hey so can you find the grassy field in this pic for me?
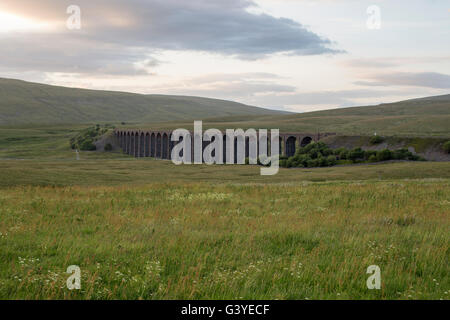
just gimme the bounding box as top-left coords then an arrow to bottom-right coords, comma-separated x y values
0,125 -> 130,160
0,159 -> 450,187
0,123 -> 448,300
0,179 -> 448,299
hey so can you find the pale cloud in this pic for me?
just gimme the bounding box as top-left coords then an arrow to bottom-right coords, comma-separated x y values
150,73 -> 296,99
355,72 -> 450,89
342,56 -> 450,69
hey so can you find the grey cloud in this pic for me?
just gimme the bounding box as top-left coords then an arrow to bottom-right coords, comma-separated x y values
0,34 -> 155,76
96,0 -> 341,58
0,0 -> 341,75
355,72 -> 450,89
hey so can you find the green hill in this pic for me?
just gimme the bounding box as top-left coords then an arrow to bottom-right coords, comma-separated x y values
261,94 -> 450,136
0,78 -> 284,125
1,78 -> 449,137
142,94 -> 448,137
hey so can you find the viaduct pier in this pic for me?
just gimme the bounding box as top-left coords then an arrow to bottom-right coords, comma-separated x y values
114,129 -> 336,160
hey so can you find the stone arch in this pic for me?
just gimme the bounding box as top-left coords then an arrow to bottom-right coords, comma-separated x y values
134,132 -> 139,157
151,133 -> 156,157
125,132 -> 130,154
118,132 -> 122,148
130,132 -> 135,156
300,136 -> 313,147
145,133 -> 150,157
286,136 -> 296,157
139,132 -> 145,157
162,133 -> 169,159
156,133 -> 162,158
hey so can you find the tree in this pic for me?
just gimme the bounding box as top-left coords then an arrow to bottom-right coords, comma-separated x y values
348,148 -> 365,162
443,141 -> 450,154
376,149 -> 392,162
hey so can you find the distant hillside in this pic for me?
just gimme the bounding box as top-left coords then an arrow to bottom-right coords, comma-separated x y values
0,78 -> 284,125
296,94 -> 450,117
1,78 -> 449,137
273,94 -> 450,136
127,94 -> 450,137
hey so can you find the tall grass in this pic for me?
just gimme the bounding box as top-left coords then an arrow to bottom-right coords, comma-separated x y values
0,180 -> 448,299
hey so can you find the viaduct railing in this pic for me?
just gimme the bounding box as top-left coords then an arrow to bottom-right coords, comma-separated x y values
113,129 -> 336,160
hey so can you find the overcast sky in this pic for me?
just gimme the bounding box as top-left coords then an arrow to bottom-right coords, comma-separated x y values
0,0 -> 449,112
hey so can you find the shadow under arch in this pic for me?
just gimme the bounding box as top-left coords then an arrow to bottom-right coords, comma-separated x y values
286,136 -> 296,157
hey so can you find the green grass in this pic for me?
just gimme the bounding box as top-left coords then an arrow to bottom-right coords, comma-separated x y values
0,159 -> 449,187
0,78 -> 282,125
0,180 -> 448,299
0,123 -> 448,300
1,77 -> 449,137
120,94 -> 450,137
0,125 -> 130,160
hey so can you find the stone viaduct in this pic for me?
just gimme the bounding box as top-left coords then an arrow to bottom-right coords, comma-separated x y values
114,129 -> 336,160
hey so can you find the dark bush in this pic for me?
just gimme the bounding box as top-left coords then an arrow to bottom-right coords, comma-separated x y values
443,141 -> 450,154
306,159 -> 319,168
278,142 -> 425,168
337,149 -> 348,160
348,148 -> 365,162
70,125 -> 110,151
392,148 -> 411,160
295,154 -> 310,167
318,156 -> 328,167
364,150 -> 377,160
327,155 -> 337,166
376,149 -> 392,161
79,139 -> 96,151
370,135 -> 384,145
408,154 -> 425,161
